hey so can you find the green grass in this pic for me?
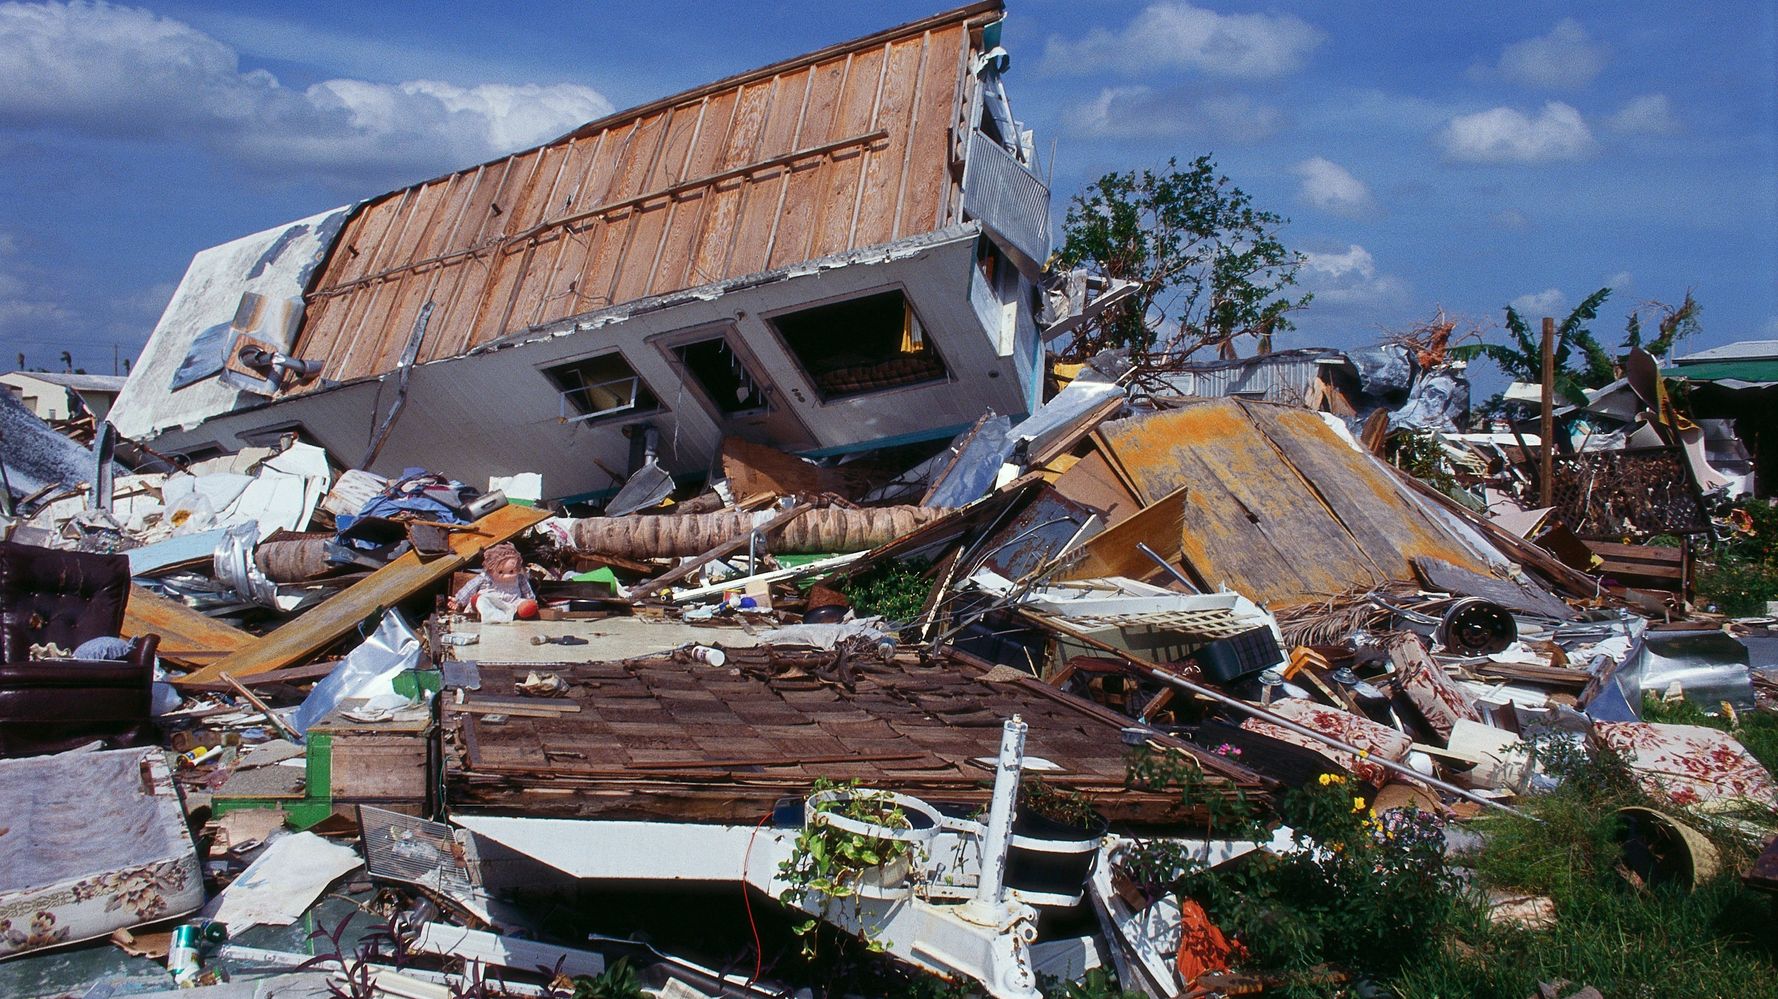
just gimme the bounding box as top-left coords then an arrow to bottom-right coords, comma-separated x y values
1400,737 -> 1778,998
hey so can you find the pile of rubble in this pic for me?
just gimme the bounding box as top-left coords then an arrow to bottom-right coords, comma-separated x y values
1,340 -> 1774,998
1,3 -> 1774,995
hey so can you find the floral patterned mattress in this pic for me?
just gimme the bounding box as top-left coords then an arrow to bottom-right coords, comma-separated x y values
1592,721 -> 1778,809
0,746 -> 202,959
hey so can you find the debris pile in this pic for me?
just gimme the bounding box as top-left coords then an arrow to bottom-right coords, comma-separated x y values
1,4 -> 1773,998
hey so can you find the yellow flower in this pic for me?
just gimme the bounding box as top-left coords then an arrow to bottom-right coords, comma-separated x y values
1318,773 -> 1333,786
1357,749 -> 1371,760
1352,796 -> 1367,812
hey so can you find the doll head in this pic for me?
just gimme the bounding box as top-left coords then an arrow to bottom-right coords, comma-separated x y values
482,542 -> 524,583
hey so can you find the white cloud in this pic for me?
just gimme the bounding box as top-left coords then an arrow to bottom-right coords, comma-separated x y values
1300,244 -> 1408,307
1060,85 -> 1281,142
1491,208 -> 1531,230
1510,288 -> 1566,315
1437,102 -> 1596,164
0,2 -> 613,188
1606,93 -> 1681,135
1490,19 -> 1608,90
1604,271 -> 1633,290
1041,2 -> 1323,78
1291,157 -> 1374,217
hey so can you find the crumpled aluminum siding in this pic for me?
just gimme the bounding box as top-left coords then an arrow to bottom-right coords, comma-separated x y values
287,3 -> 1001,389
109,207 -> 352,439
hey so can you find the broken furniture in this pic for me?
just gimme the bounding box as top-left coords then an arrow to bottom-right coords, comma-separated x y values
215,694 -> 436,830
0,540 -> 159,758
0,746 -> 202,958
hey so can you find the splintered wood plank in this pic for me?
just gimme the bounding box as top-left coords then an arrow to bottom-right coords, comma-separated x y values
174,504 -> 550,685
1062,486 -> 1190,583
124,584 -> 253,667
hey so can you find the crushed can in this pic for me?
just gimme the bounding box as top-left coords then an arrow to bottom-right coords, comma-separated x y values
167,923 -> 202,987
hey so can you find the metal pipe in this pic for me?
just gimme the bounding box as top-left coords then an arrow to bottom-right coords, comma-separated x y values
1137,542 -> 1199,593
965,715 -> 1027,917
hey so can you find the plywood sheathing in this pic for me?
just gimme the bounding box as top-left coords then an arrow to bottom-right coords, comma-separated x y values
174,503 -> 551,686
123,584 -> 254,668
1092,398 -> 1495,609
290,3 -> 1000,387
445,647 -> 1263,825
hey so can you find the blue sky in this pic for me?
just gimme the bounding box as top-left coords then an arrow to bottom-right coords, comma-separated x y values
1,1 -> 1773,391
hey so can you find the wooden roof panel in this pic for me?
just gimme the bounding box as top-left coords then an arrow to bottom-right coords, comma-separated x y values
291,5 -> 994,387
446,646 -> 1263,823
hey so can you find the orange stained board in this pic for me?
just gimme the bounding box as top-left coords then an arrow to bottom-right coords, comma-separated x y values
174,503 -> 551,685
124,584 -> 254,668
1094,398 -> 1495,608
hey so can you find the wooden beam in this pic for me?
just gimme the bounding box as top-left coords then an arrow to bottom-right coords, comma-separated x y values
174,503 -> 549,685
124,584 -> 254,668
1540,315 -> 1555,508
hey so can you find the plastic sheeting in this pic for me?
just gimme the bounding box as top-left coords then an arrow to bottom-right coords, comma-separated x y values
289,610 -> 422,736
925,416 -> 1012,508
1390,371 -> 1471,433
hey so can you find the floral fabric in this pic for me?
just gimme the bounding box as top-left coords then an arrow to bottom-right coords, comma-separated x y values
1393,638 -> 1480,743
1592,721 -> 1778,808
1241,697 -> 1413,784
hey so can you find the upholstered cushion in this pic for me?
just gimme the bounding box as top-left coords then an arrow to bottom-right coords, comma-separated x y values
0,542 -> 131,664
1240,697 -> 1414,785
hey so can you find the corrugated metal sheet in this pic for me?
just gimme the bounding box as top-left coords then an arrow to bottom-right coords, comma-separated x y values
961,126 -> 1050,270
289,2 -> 1001,388
1153,348 -> 1353,407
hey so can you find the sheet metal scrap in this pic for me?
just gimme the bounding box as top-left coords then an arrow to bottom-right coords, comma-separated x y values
1546,446 -> 1709,540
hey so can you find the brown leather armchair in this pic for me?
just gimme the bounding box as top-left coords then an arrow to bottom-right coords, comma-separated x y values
0,540 -> 159,758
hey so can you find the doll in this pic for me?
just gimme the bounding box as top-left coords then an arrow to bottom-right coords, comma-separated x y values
448,542 -> 537,621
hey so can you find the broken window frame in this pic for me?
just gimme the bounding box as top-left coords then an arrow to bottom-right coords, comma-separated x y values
653,324 -> 771,419
763,286 -> 950,404
232,420 -> 348,470
542,351 -> 660,424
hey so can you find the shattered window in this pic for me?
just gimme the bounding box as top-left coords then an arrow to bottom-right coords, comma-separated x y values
545,352 -> 659,423
674,335 -> 766,414
769,290 -> 947,400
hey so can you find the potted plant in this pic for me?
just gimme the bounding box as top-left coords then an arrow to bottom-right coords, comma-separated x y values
1004,777 -> 1109,906
778,780 -> 941,954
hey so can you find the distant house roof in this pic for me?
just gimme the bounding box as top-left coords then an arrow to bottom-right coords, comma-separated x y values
3,371 -> 128,393
1673,340 -> 1778,364
1665,340 -> 1778,387
288,1 -> 1004,388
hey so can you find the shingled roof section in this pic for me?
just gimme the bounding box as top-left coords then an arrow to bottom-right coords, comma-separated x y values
289,2 -> 1004,388
445,646 -> 1266,825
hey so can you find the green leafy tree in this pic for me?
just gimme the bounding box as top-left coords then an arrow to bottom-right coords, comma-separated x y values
1452,287 -> 1613,404
1054,155 -> 1309,361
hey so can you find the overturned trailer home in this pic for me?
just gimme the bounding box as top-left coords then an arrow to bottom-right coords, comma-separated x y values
110,2 -> 1100,501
